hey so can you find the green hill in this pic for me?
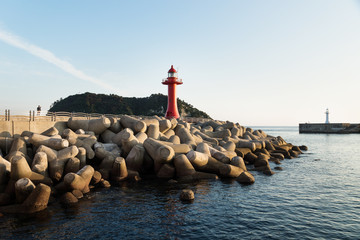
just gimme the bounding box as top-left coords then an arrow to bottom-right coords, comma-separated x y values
48,92 -> 211,118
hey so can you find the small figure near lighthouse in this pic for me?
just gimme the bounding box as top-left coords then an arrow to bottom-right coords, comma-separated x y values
325,108 -> 330,124
162,65 -> 183,119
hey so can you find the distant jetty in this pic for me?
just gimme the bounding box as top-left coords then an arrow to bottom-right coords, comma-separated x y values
299,123 -> 360,134
299,108 -> 360,133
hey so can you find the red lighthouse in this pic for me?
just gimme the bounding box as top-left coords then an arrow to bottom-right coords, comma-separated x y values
162,65 -> 183,119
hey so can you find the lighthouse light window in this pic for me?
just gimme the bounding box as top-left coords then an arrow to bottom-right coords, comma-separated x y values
168,72 -> 177,78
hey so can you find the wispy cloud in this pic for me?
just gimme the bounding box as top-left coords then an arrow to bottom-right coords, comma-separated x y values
0,28 -> 116,91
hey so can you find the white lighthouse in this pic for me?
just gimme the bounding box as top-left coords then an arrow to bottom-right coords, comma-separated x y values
325,108 -> 330,124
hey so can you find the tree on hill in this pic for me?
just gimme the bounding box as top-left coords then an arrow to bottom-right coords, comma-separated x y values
48,92 -> 211,119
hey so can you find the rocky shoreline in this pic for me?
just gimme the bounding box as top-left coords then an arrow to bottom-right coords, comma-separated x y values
0,115 -> 306,213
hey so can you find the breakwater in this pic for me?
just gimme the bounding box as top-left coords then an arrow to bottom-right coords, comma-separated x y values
299,123 -> 360,133
0,115 -> 306,215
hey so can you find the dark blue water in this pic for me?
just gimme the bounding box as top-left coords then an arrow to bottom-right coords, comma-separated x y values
1,127 -> 360,239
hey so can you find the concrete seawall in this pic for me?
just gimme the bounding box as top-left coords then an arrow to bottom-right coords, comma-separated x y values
0,121 -> 67,137
299,123 -> 360,133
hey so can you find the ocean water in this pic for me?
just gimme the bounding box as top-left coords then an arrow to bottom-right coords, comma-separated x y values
1,127 -> 360,239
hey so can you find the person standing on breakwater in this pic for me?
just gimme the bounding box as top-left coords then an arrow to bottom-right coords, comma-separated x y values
37,105 -> 41,116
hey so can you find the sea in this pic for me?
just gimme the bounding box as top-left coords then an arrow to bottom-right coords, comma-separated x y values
0,126 -> 359,239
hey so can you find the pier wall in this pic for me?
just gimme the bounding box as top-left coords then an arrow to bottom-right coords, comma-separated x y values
0,120 -> 67,137
299,123 -> 360,133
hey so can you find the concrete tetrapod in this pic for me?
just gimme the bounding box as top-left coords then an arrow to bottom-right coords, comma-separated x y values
186,150 -> 209,168
213,145 -> 227,152
62,129 -> 97,159
236,139 -> 256,152
41,127 -> 59,137
98,155 -> 116,180
235,148 -> 252,158
143,138 -> 175,164
264,140 -> 276,151
253,154 -> 274,175
5,137 -> 30,164
31,152 -> 48,176
196,143 -> 212,157
100,129 -> 116,143
193,130 -> 218,145
161,142 -> 192,155
0,155 -> 11,173
220,141 -> 236,152
117,128 -> 140,157
94,143 -> 119,180
15,178 -> 35,203
169,118 -> 178,129
202,129 -> 231,139
173,154 -> 196,178
20,183 -> 51,213
64,165 -> 95,193
0,163 -> 7,192
254,153 -> 270,168
163,129 -> 175,138
108,117 -> 122,133
230,156 -> 247,171
37,145 -> 79,182
219,164 -> 244,178
192,134 -> 204,145
147,124 -> 160,140
176,127 -> 196,148
142,118 -> 160,127
0,137 -> 13,155
77,147 -> 87,169
244,152 -> 258,165
125,144 -> 145,172
230,126 -> 243,138
208,146 -> 237,164
120,115 -> 147,133
194,156 -> 225,175
6,137 -> 27,157
0,183 -> 51,213
111,157 -> 128,182
159,119 -> 171,133
67,117 -> 111,135
91,171 -> 102,185
168,135 -> 180,144
135,132 -> 148,144
236,172 -> 255,184
64,157 -> 80,175
62,128 -> 90,145
10,155 -> 52,185
180,189 -> 194,201
29,133 -> 69,150
251,140 -> 265,150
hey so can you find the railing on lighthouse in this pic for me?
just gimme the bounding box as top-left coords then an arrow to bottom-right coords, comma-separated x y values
162,78 -> 183,84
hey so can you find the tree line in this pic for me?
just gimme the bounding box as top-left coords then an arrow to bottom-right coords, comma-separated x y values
49,92 -> 211,118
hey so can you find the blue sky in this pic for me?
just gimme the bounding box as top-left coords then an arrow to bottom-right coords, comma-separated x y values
0,0 -> 359,125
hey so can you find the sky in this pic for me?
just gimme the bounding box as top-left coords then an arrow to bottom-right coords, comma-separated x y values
0,0 -> 359,126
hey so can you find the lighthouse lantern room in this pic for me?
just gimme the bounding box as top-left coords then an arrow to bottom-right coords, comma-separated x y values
162,65 -> 183,119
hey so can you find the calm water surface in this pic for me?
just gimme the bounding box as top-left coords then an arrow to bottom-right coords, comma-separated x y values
1,127 -> 359,239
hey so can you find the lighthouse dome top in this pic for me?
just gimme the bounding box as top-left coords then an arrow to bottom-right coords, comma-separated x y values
168,65 -> 177,73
